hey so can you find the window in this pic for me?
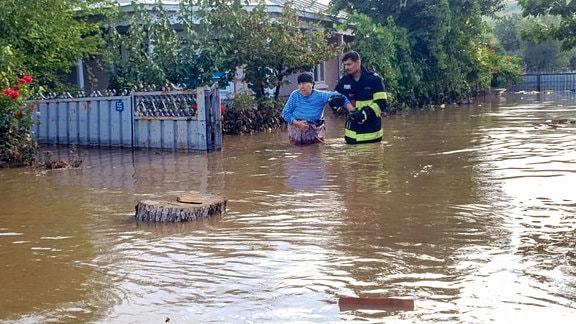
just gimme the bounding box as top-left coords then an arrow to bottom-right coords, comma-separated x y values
314,63 -> 326,83
313,63 -> 327,89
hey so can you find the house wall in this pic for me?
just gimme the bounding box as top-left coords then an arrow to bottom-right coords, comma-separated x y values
68,57 -> 111,92
276,56 -> 342,99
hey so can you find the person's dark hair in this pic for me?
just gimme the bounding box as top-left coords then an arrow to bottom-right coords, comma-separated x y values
297,72 -> 314,84
342,50 -> 361,62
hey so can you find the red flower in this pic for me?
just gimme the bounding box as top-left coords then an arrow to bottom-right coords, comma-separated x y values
3,88 -> 20,99
19,75 -> 33,83
12,84 -> 20,90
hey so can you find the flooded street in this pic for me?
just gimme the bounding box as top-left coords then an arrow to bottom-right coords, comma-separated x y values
1,93 -> 575,323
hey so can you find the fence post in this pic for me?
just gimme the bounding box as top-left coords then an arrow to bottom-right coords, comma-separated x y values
204,84 -> 222,152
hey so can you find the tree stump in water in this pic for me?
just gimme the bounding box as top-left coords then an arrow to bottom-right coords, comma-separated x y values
134,193 -> 227,222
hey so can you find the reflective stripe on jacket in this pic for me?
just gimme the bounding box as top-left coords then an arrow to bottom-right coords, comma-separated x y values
345,128 -> 384,144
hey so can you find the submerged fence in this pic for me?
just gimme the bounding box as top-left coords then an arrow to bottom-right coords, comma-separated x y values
509,73 -> 576,92
31,86 -> 222,151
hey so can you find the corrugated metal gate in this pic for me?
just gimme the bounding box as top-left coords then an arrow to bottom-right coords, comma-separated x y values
31,86 -> 222,151
509,73 -> 576,92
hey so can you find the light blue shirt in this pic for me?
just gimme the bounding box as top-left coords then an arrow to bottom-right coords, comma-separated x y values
282,89 -> 350,124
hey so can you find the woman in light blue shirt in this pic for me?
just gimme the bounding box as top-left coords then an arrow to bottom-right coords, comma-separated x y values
282,72 -> 352,145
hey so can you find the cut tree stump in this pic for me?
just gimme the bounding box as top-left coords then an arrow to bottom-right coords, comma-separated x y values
134,193 -> 227,222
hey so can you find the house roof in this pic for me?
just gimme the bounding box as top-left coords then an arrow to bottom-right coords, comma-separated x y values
112,0 -> 348,34
264,0 -> 330,14
114,0 -> 332,17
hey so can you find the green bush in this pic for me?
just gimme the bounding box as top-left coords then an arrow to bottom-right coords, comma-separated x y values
222,98 -> 285,135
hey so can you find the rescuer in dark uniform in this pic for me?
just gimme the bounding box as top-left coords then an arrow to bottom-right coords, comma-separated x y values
332,51 -> 388,144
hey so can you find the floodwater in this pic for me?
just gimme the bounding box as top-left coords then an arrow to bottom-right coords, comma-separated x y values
1,93 -> 575,323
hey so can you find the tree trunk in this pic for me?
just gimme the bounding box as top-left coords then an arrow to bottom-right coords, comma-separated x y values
134,193 -> 227,222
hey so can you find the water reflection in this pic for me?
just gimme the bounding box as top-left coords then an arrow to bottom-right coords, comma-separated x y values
283,146 -> 327,192
450,96 -> 576,323
39,148 -> 225,196
1,95 -> 576,323
0,171 -> 117,323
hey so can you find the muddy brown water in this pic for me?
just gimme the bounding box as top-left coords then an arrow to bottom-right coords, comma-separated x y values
1,93 -> 575,323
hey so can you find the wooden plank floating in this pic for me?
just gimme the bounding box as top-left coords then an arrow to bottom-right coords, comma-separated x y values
134,193 -> 226,222
338,297 -> 414,311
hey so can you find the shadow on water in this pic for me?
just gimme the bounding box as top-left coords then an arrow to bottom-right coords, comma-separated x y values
1,92 -> 576,323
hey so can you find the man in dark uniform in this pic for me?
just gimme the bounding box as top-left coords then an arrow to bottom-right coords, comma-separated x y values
333,51 -> 388,144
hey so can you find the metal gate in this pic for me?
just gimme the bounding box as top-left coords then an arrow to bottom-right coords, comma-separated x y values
31,86 -> 222,151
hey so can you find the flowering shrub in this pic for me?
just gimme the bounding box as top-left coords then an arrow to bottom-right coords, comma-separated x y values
0,75 -> 38,167
478,44 -> 523,89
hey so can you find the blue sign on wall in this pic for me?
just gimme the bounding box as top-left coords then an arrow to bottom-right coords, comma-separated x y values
115,101 -> 124,112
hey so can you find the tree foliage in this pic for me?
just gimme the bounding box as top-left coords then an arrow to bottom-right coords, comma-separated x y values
197,0 -> 337,100
330,0 -> 520,106
493,14 -> 522,53
492,13 -> 576,72
0,0 -> 119,90
0,0 -> 117,166
109,0 -> 211,89
517,0 -> 576,50
110,0 -> 337,100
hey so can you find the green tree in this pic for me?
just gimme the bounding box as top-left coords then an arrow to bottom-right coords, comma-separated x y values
493,14 -> 522,53
108,0 -> 227,90
0,0 -> 118,90
110,0 -> 337,101
518,0 -> 576,50
197,0 -> 338,100
491,13 -> 576,72
0,0 -> 117,166
330,0 -> 518,106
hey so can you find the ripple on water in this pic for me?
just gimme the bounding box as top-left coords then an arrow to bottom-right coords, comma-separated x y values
3,98 -> 576,323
